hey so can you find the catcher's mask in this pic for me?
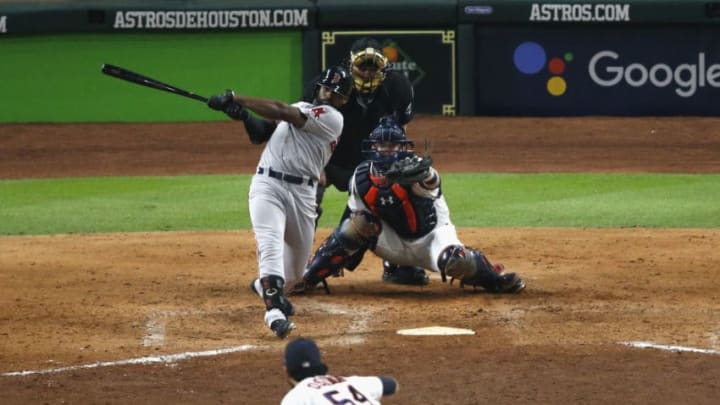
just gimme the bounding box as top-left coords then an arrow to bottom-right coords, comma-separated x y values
362,117 -> 415,171
314,65 -> 353,105
349,38 -> 388,94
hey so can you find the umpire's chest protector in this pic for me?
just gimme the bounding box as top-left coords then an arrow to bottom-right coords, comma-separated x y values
354,162 -> 437,239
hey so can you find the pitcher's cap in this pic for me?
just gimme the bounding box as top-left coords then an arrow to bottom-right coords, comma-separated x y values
284,338 -> 324,372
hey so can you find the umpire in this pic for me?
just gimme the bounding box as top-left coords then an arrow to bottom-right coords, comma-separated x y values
304,37 -> 429,286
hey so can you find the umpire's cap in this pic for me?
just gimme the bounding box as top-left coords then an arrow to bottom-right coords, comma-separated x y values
350,37 -> 381,53
284,338 -> 329,381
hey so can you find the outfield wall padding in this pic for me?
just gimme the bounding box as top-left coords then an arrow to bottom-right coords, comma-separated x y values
2,0 -> 720,119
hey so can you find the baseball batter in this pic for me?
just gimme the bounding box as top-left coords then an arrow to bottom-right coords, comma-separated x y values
282,338 -> 398,405
207,66 -> 353,339
297,118 -> 527,295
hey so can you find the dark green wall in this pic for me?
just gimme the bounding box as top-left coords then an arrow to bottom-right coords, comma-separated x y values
0,32 -> 302,122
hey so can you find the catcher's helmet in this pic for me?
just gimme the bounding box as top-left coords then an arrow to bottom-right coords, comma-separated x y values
315,65 -> 353,99
348,37 -> 388,94
362,117 -> 415,170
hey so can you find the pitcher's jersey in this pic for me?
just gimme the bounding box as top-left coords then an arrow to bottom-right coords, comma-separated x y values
257,101 -> 343,181
281,375 -> 385,405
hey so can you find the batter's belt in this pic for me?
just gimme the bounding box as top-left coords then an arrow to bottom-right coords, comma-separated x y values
257,167 -> 315,187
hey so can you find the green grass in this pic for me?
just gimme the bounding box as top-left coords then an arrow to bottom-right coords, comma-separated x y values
0,176 -> 248,235
443,174 -> 720,228
1,173 -> 718,236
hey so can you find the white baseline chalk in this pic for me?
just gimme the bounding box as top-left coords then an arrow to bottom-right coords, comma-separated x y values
621,341 -> 720,355
2,344 -> 262,377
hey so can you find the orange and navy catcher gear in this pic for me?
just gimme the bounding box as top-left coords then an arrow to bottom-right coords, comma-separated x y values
302,211 -> 381,293
353,161 -> 438,239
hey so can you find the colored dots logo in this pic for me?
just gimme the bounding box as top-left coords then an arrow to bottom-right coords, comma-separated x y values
513,41 -> 572,96
513,42 -> 546,74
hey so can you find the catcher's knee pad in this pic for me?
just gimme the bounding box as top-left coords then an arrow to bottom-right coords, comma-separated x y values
259,275 -> 294,316
344,210 -> 381,246
437,246 -> 498,288
338,210 -> 380,270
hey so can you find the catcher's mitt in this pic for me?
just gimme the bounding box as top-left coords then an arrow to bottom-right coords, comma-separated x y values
385,156 -> 433,186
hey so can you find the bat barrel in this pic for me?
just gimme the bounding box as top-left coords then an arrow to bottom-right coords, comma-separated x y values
101,63 -> 208,103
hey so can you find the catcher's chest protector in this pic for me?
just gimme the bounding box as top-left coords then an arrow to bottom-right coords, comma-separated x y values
354,162 -> 437,238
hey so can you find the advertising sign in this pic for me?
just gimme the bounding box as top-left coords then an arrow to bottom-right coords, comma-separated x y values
322,30 -> 456,115
112,9 -> 309,30
475,26 -> 720,115
0,7 -> 311,35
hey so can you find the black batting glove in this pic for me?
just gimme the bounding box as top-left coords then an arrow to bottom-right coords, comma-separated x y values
224,103 -> 249,121
208,89 -> 235,111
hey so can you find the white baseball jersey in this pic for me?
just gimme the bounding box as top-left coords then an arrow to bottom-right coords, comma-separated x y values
250,101 -> 344,293
257,101 -> 343,180
281,375 -> 386,405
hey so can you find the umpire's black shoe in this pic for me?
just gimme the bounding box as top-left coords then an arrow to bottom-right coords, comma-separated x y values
270,319 -> 296,339
382,261 -> 430,286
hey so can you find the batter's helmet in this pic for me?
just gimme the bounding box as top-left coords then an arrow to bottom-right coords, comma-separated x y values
362,117 -> 415,170
316,65 -> 353,99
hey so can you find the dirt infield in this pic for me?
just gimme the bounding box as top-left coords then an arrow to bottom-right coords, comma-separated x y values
1,116 -> 719,404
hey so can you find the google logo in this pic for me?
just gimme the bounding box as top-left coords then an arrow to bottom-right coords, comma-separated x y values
513,41 -> 573,96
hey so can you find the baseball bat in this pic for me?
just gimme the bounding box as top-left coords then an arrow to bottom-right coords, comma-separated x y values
100,63 -> 208,103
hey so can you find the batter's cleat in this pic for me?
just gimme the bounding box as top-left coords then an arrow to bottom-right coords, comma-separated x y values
382,262 -> 430,286
270,319 -> 296,339
493,273 -> 526,294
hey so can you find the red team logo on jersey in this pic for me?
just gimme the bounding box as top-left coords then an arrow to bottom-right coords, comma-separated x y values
311,107 -> 327,119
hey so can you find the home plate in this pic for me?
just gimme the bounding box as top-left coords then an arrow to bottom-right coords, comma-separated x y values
397,326 -> 475,336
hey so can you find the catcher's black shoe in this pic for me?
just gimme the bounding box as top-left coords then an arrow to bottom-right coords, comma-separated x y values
270,319 -> 296,339
494,273 -> 526,294
382,261 -> 430,286
289,279 -> 332,295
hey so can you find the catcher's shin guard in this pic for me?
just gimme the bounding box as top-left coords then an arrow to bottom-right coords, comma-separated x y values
259,275 -> 295,316
303,230 -> 354,287
302,212 -> 380,290
437,246 -> 525,293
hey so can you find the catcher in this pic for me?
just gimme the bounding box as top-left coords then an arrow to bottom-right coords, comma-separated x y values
295,117 -> 526,294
